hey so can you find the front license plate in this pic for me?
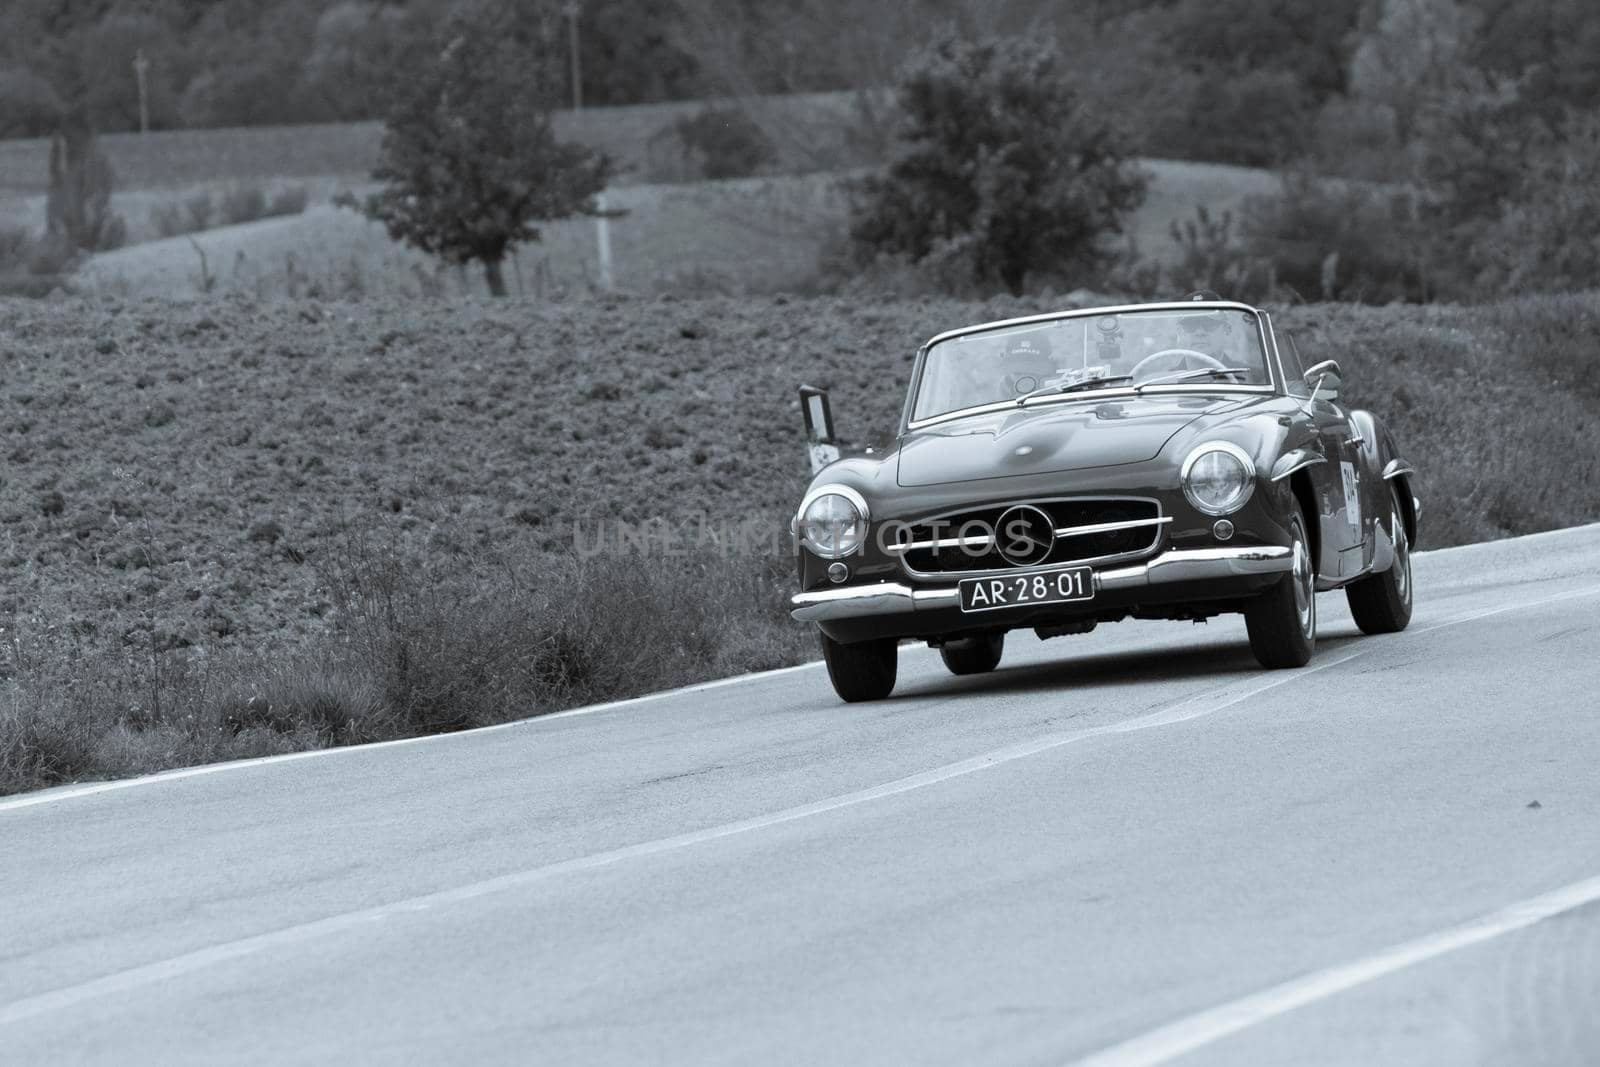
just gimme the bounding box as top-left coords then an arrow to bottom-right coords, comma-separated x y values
958,566 -> 1095,613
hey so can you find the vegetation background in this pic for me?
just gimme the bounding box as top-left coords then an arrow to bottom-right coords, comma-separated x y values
3,0 -> 1599,793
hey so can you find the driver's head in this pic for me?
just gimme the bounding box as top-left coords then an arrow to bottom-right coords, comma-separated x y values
1177,313 -> 1226,352
1001,332 -> 1056,396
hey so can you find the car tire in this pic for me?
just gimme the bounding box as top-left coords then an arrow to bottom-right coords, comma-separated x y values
1245,504 -> 1316,669
1346,485 -> 1413,635
939,631 -> 1005,675
820,632 -> 898,702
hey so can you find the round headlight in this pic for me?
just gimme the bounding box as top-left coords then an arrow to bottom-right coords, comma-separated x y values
1182,443 -> 1256,516
797,486 -> 868,558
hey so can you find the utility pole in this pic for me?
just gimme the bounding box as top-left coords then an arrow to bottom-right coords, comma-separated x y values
563,0 -> 612,290
133,48 -> 150,134
563,1 -> 583,112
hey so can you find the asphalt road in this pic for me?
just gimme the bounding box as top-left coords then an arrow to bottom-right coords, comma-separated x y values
4,524 -> 1600,1065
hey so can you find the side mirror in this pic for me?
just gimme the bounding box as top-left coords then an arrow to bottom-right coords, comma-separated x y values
798,385 -> 841,473
1303,359 -> 1343,404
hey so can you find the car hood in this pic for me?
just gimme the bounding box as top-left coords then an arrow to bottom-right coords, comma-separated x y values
895,395 -> 1248,487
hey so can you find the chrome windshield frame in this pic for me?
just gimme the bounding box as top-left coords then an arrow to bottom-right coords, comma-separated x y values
900,301 -> 1281,434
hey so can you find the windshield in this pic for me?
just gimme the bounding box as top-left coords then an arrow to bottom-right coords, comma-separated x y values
911,308 -> 1272,423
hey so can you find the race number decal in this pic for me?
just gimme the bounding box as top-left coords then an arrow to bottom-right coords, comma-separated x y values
1341,461 -> 1361,529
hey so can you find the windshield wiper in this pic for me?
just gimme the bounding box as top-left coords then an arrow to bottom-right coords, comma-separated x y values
1133,367 -> 1254,393
1016,374 -> 1135,405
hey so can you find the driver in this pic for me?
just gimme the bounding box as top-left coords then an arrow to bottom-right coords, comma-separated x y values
1175,312 -> 1233,360
1000,332 -> 1058,398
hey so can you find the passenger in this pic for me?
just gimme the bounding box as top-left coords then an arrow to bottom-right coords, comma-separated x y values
1000,333 -> 1057,398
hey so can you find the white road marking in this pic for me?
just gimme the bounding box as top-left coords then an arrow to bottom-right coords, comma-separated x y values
0,656 -> 1364,1027
4,523 -> 1596,815
5,580 -> 1597,1026
1070,874 -> 1600,1067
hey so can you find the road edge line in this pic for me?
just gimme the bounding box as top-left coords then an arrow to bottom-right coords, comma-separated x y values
0,659 -> 825,814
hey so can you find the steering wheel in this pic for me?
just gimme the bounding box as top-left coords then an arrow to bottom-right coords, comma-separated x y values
1129,348 -> 1229,382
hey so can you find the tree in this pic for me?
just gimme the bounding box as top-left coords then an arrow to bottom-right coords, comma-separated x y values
848,34 -> 1146,295
1349,0 -> 1478,144
1464,0 -> 1600,120
1468,110 -> 1600,295
356,1 -> 613,296
297,1 -> 416,122
47,116 -> 126,253
1152,0 -> 1365,102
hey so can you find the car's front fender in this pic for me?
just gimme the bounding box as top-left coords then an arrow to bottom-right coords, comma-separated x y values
1348,409 -> 1419,548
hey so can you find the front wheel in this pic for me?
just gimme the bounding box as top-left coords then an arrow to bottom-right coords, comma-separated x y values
1346,485 -> 1413,634
820,632 -> 897,702
1245,505 -> 1316,668
940,631 -> 1004,675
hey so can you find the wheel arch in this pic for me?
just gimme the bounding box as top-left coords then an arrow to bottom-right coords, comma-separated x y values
1390,473 -> 1418,548
1287,469 -> 1322,577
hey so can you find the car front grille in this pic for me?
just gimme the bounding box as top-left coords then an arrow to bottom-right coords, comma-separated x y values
892,498 -> 1165,576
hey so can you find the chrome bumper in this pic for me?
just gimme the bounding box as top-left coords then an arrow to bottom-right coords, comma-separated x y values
789,545 -> 1294,623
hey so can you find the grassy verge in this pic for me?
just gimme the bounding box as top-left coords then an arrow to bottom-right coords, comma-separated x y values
2,292 -> 1597,795
3,539 -> 806,792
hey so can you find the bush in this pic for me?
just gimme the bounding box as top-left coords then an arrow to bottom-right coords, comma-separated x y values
47,126 -> 126,252
672,106 -> 776,180
150,202 -> 185,239
1238,172 -> 1425,303
219,184 -> 269,226
266,185 -> 310,217
1145,68 -> 1314,169
187,192 -> 215,231
1459,111 -> 1600,298
0,226 -> 78,297
1167,206 -> 1279,302
848,34 -> 1146,296
1309,95 -> 1407,182
0,67 -> 63,138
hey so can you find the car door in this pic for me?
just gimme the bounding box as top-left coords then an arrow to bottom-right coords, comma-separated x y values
1279,331 -> 1362,578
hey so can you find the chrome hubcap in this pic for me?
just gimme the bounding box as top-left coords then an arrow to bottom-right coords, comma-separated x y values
1292,520 -> 1314,638
1392,507 -> 1411,604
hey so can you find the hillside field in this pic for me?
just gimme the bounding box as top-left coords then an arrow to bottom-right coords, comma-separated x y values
72,159 -> 1277,300
5,291 -> 1594,793
2,85 -> 1277,297
0,92 -> 871,194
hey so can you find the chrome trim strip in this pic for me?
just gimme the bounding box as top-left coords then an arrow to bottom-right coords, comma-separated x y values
1382,458 -> 1416,481
884,515 -> 1171,555
1096,545 -> 1293,591
884,532 -> 994,554
790,545 -> 1295,622
1057,515 -> 1172,538
1271,448 -> 1327,482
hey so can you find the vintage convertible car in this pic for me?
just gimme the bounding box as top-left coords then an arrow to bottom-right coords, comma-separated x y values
790,298 -> 1420,703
